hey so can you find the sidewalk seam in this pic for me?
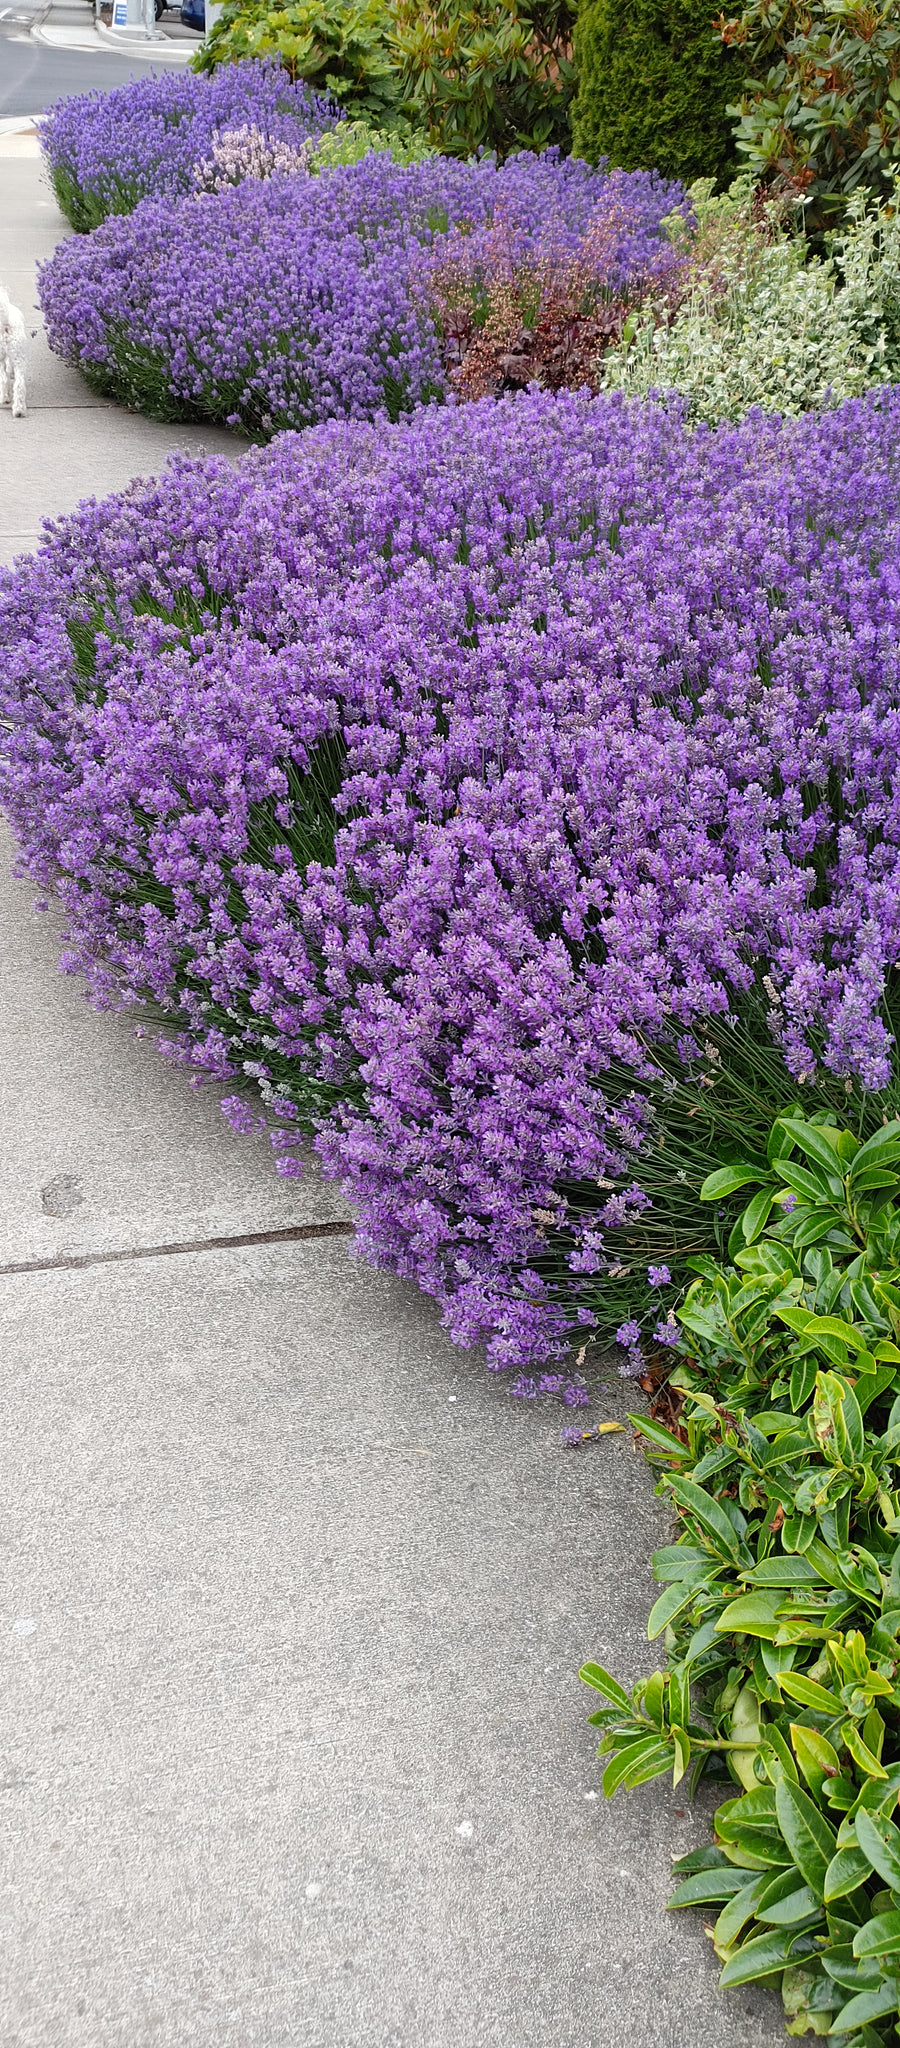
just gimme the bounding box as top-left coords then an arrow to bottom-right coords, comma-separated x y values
0,1218 -> 354,1278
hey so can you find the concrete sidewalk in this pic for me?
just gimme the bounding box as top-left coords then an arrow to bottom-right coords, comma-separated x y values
0,154 -> 787,2048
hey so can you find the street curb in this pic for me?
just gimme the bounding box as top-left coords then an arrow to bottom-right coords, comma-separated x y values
94,17 -> 197,56
29,19 -> 196,59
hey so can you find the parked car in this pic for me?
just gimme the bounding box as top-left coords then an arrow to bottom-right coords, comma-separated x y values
180,0 -> 204,27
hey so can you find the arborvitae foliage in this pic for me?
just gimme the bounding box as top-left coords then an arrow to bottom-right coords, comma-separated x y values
570,0 -> 740,185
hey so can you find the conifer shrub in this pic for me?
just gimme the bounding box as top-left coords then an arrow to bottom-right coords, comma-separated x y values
570,0 -> 740,185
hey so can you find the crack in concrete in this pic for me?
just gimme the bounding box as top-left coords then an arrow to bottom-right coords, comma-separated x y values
0,1218 -> 354,1278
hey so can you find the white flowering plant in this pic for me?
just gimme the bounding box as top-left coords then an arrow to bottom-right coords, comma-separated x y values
600,176 -> 900,423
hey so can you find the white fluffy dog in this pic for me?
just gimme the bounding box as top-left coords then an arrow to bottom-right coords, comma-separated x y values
0,285 -> 27,418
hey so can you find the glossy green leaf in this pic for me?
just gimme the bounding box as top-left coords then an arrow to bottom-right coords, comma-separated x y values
668,1475 -> 751,1564
824,1844 -> 874,1901
646,1580 -> 699,1640
848,1119 -> 900,1173
756,1880 -> 820,1926
671,1725 -> 691,1787
718,1926 -> 799,1986
775,1778 -> 837,1898
740,1187 -> 778,1244
827,1985 -> 900,2031
579,1662 -> 631,1711
630,1416 -> 692,1461
668,1867 -> 750,1908
821,1941 -> 883,1989
713,1591 -> 783,1640
790,1724 -> 840,1799
700,1163 -> 769,1201
777,1672 -> 843,1714
602,1736 -> 668,1797
744,1556 -> 819,1587
711,1871 -> 771,1948
855,1806 -> 900,1891
854,1910 -> 900,1957
776,1120 -> 848,1181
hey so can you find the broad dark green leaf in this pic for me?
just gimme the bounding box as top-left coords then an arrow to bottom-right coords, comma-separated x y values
848,1119 -> 900,1174
711,1871 -> 771,1948
668,1475 -> 752,1565
671,1845 -> 730,1876
827,1985 -> 900,2031
824,1844 -> 874,1901
718,1927 -> 799,1986
652,1544 -> 709,1583
647,1580 -> 699,1640
854,1910 -> 900,1957
791,1209 -> 841,1249
776,1119 -> 848,1183
775,1778 -> 837,1898
757,1880 -> 821,1927
579,1662 -> 631,1711
668,1867 -> 750,1908
740,1187 -> 777,1244
821,1942 -> 885,1990
716,1788 -> 778,1835
713,1591 -> 782,1640
745,1556 -> 819,1586
700,1162 -> 768,1201
855,1806 -> 900,1891
682,1619 -> 721,1668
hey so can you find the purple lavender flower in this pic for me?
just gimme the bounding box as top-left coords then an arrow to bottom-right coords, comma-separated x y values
37,150 -> 685,436
3,384 -> 900,1373
615,1321 -> 642,1350
654,1317 -> 681,1347
647,1264 -> 671,1287
221,1095 -> 265,1135
40,60 -> 340,227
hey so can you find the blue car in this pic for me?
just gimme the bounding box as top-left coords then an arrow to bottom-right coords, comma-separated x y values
180,0 -> 204,27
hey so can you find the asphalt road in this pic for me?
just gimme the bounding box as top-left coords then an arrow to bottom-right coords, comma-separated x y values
0,8 -> 192,115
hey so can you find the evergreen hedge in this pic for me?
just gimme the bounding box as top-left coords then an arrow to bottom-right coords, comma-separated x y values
570,0 -> 740,185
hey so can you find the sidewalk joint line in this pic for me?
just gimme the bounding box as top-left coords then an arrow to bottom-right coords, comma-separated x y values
0,1219 -> 354,1279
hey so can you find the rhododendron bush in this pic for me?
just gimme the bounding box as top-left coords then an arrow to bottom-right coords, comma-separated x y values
3,389 -> 900,1366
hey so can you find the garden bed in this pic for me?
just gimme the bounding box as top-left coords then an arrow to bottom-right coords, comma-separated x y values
3,386 -> 900,1372
40,59 -> 339,230
37,151 -> 682,435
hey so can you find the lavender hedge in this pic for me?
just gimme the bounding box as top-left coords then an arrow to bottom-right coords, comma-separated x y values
3,388 -> 900,1367
40,60 -> 340,232
37,152 -> 685,434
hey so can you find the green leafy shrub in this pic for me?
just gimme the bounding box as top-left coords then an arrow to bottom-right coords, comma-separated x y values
194,0 -> 405,129
582,1109 -> 900,2038
196,0 -> 575,157
720,0 -> 900,231
570,0 -> 740,184
390,0 -> 576,156
600,174 -> 900,421
306,115 -> 433,166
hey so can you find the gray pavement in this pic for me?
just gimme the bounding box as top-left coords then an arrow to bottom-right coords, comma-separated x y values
0,143 -> 788,2047
0,151 -> 240,563
0,3 -> 195,122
